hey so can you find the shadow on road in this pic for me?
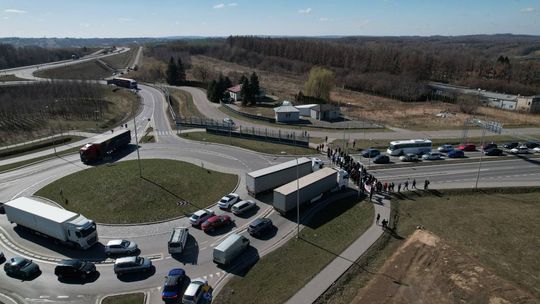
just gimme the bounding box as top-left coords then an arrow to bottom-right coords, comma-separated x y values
172,235 -> 199,265
57,270 -> 100,284
116,265 -> 156,282
216,246 -> 260,277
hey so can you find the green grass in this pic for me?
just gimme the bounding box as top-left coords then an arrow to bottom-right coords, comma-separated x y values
0,147 -> 81,173
180,131 -> 316,155
35,159 -> 238,224
170,88 -> 205,118
330,134 -> 540,151
101,293 -> 145,304
317,188 -> 540,303
139,135 -> 155,143
34,60 -> 112,80
0,136 -> 84,159
0,74 -> 25,81
215,196 -> 374,304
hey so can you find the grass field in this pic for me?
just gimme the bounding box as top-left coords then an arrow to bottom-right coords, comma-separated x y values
317,188 -> 540,304
34,60 -> 112,79
101,293 -> 145,304
170,88 -> 205,118
101,48 -> 136,70
215,195 -> 374,304
0,135 -> 84,159
180,131 -> 316,155
329,134 -> 540,151
0,74 -> 25,81
35,159 -> 238,224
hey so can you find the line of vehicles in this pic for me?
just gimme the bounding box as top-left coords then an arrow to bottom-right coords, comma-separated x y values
361,139 -> 540,164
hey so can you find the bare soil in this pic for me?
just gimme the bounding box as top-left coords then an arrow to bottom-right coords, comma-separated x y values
352,230 -> 539,304
190,55 -> 540,129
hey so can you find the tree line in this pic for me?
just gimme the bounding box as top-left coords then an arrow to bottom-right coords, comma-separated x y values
0,44 -> 91,69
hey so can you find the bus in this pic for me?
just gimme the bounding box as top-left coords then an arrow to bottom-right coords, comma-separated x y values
387,139 -> 432,156
107,77 -> 138,90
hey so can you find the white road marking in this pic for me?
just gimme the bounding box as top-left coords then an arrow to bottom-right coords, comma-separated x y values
11,175 -> 57,199
57,296 -> 69,299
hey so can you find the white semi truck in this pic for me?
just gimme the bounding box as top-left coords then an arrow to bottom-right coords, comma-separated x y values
273,167 -> 349,215
246,157 -> 318,196
3,197 -> 98,249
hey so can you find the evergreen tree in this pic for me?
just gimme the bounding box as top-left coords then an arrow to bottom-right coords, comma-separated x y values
249,72 -> 260,105
207,80 -> 217,102
240,77 -> 250,106
177,57 -> 186,84
166,57 -> 178,85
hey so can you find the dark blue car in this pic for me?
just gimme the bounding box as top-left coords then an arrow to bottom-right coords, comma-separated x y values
447,150 -> 465,158
162,268 -> 186,302
362,148 -> 380,158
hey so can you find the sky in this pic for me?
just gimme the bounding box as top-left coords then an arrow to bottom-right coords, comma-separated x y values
0,0 -> 539,38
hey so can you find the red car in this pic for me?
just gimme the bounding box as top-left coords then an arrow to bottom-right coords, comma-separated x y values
201,215 -> 233,232
457,143 -> 476,151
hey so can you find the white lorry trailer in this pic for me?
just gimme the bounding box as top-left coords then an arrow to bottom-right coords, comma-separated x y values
3,197 -> 98,249
213,233 -> 250,265
246,157 -> 314,195
273,167 -> 349,215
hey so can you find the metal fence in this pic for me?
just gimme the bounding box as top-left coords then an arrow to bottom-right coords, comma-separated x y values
176,117 -> 231,129
206,125 -> 309,147
221,102 -> 276,123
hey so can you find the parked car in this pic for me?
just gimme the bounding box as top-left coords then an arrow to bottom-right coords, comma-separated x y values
437,144 -> 454,152
457,143 -> 476,151
503,142 -> 519,149
447,150 -> 465,158
399,153 -> 419,162
373,155 -> 390,164
361,148 -> 380,158
481,142 -> 497,150
4,257 -> 40,279
533,147 -> 540,153
422,152 -> 444,160
161,268 -> 186,303
231,200 -> 257,215
484,148 -> 504,156
223,117 -> 235,126
104,240 -> 138,256
217,193 -> 240,210
182,278 -> 208,304
113,256 -> 152,275
201,215 -> 233,233
189,209 -> 215,226
510,147 -> 529,154
54,259 -> 96,280
524,141 -> 540,149
248,218 -> 273,236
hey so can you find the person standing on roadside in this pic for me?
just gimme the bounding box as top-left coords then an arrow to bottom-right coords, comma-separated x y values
404,180 -> 409,190
397,183 -> 401,193
412,178 -> 416,189
376,213 -> 380,224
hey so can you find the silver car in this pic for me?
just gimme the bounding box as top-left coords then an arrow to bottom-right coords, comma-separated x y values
182,278 -> 208,304
113,256 -> 152,275
189,209 -> 215,226
104,239 -> 138,256
232,200 -> 257,215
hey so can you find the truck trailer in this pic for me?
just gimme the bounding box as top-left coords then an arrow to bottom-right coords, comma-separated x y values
106,77 -> 138,89
3,197 -> 98,249
246,157 -> 313,195
273,167 -> 349,215
79,129 -> 131,163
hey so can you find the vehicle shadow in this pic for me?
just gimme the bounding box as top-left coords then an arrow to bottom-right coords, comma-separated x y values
171,235 -> 199,265
299,189 -> 360,229
57,270 -> 100,285
234,205 -> 260,219
11,226 -> 108,262
106,248 -> 140,259
205,222 -> 236,237
116,265 -> 156,282
251,225 -> 278,241
216,246 -> 260,277
514,154 -> 540,166
6,269 -> 41,281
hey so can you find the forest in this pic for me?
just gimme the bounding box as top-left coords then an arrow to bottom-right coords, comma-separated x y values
0,44 -> 93,69
145,35 -> 540,101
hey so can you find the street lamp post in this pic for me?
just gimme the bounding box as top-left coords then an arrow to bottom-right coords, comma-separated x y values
474,127 -> 487,189
132,115 -> 142,177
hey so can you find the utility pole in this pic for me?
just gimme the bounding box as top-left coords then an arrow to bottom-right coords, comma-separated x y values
133,116 -> 142,177
295,131 -> 300,239
466,118 -> 502,189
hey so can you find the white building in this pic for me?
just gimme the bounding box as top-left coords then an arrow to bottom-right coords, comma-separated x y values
274,103 -> 300,122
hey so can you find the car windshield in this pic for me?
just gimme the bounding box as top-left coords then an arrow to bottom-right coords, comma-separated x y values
163,283 -> 178,292
191,214 -> 200,219
121,240 -> 129,247
19,260 -> 31,268
80,223 -> 96,237
135,257 -> 143,264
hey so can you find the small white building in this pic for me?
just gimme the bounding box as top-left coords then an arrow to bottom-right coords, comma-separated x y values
310,104 -> 341,121
295,104 -> 318,116
274,104 -> 300,122
227,84 -> 242,102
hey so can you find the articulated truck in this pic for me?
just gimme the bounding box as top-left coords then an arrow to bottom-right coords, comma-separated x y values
107,77 -> 138,89
273,167 -> 349,215
3,197 -> 98,249
79,129 -> 131,163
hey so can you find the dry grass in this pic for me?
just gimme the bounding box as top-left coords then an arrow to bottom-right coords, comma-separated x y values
0,74 -> 25,82
101,48 -> 136,70
190,55 -> 540,130
34,60 -> 111,80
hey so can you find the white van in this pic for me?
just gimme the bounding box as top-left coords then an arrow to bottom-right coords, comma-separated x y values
168,227 -> 189,254
213,233 -> 250,265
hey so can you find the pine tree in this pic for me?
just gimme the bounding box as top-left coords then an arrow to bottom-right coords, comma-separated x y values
166,57 -> 178,85
177,57 -> 186,84
207,80 -> 217,102
249,72 -> 260,105
240,77 -> 250,106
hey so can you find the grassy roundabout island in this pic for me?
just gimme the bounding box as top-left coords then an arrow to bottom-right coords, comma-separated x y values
35,159 -> 238,224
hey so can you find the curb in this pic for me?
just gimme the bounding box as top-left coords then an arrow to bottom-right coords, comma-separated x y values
97,291 -> 147,304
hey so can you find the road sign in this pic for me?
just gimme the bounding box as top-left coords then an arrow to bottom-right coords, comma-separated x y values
176,200 -> 188,206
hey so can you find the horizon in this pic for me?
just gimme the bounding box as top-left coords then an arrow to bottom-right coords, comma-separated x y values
1,0 -> 539,38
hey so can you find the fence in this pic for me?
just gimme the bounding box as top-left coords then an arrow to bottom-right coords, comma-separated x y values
206,125 -> 309,147
221,102 -> 276,123
176,117 -> 231,130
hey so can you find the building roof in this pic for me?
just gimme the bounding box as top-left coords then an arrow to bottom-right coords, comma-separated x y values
274,167 -> 337,196
274,105 -> 300,113
4,197 -> 77,223
248,157 -> 311,178
311,104 -> 339,112
295,104 -> 318,109
227,84 -> 242,93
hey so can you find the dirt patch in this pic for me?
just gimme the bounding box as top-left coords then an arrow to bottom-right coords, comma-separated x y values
352,230 -> 539,304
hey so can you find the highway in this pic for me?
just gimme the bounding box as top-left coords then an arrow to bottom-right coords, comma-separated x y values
0,51 -> 540,304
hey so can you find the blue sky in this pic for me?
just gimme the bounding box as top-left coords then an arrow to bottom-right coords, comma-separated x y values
0,0 -> 539,37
